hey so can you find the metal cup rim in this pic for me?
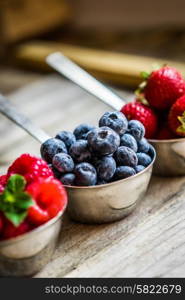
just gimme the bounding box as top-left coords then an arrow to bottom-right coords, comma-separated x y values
149,137 -> 185,143
64,146 -> 156,190
0,203 -> 67,247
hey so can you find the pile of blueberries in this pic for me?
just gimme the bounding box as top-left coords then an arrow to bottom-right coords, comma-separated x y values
40,111 -> 154,186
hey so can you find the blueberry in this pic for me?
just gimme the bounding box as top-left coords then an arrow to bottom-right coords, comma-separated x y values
52,153 -> 74,173
47,164 -> 61,179
97,179 -> 107,185
135,165 -> 145,173
51,166 -> 62,179
74,162 -> 97,186
137,138 -> 150,153
99,111 -> 128,135
91,155 -> 100,166
91,153 -> 113,166
120,133 -> 138,152
148,144 -> 155,159
40,138 -> 67,163
114,166 -> 136,180
73,124 -> 95,140
95,156 -> 116,181
128,120 -> 145,141
55,131 -> 76,150
60,173 -> 75,186
137,153 -> 152,167
69,140 -> 91,163
87,126 -> 120,156
114,146 -> 138,167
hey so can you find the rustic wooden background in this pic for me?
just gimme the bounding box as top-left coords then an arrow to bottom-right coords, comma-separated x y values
0,70 -> 185,277
71,0 -> 185,31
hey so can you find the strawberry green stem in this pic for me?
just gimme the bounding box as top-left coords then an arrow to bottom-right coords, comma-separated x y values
177,112 -> 185,134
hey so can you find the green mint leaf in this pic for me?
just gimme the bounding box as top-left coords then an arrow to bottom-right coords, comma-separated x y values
2,189 -> 15,203
5,211 -> 27,227
0,194 -> 8,211
7,174 -> 26,193
0,174 -> 33,227
15,192 -> 33,209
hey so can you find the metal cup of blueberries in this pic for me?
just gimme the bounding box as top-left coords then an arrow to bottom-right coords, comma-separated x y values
0,100 -> 155,276
0,111 -> 155,277
41,111 -> 156,223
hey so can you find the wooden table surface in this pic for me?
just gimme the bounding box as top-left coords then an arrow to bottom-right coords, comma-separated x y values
0,69 -> 185,278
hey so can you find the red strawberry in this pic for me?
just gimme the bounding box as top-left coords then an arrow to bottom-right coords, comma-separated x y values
156,125 -> 176,140
0,213 -> 4,235
27,177 -> 67,225
0,218 -> 3,235
0,175 -> 7,193
8,153 -> 53,184
168,95 -> 185,137
143,66 -> 185,110
0,174 -> 7,186
3,220 -> 31,240
121,102 -> 158,138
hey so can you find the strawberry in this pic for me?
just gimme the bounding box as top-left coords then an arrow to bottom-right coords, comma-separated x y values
168,95 -> 185,137
141,66 -> 185,110
27,177 -> 67,225
121,102 -> 158,138
0,175 -> 7,186
3,220 -> 31,240
8,153 -> 53,184
0,213 -> 4,235
0,175 -> 7,193
0,157 -> 67,240
156,124 -> 176,140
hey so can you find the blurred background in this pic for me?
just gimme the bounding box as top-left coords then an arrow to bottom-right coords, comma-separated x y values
0,0 -> 185,93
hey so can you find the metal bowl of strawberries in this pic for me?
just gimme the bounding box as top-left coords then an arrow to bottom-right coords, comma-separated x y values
122,66 -> 185,176
0,154 -> 67,277
47,53 -> 185,177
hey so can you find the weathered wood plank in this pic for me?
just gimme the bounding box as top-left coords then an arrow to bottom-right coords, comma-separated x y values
0,68 -> 41,94
63,184 -> 185,278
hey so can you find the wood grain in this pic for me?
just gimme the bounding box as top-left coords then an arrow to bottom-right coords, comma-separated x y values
0,74 -> 185,277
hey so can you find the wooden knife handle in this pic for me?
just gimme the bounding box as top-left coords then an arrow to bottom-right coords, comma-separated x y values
14,41 -> 185,87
